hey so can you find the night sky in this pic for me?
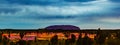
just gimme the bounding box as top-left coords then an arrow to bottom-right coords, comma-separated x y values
0,0 -> 120,29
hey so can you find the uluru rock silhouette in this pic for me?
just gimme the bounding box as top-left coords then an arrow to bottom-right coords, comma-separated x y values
45,25 -> 80,30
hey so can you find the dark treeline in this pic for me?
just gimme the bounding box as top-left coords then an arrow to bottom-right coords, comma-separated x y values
0,29 -> 120,45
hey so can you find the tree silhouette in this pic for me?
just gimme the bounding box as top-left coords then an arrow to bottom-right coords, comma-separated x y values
20,32 -> 25,39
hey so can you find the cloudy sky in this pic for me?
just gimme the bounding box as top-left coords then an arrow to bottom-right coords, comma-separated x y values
0,0 -> 120,29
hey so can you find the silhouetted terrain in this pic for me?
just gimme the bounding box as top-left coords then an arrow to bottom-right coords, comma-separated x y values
0,25 -> 120,45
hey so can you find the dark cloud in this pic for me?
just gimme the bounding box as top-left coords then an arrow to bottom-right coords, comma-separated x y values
64,0 -> 95,2
0,8 -> 21,14
7,0 -> 52,5
0,0 -> 97,5
109,0 -> 120,2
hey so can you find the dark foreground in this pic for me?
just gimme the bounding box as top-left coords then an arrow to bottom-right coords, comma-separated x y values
0,29 -> 120,45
